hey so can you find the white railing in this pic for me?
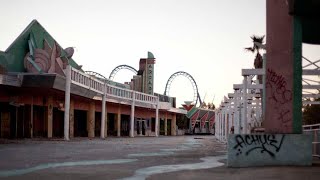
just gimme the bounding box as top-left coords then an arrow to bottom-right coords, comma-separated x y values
135,91 -> 158,104
71,67 -> 104,94
70,67 -> 158,105
303,123 -> 320,158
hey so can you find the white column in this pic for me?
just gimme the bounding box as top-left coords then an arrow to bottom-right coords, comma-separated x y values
220,113 -> 223,141
64,65 -> 71,141
234,91 -> 239,134
100,83 -> 106,139
217,111 -> 221,139
130,92 -> 135,137
215,112 -> 218,138
219,112 -> 221,140
243,76 -> 248,134
155,97 -> 159,137
217,112 -> 220,139
222,111 -> 224,140
225,111 -> 228,141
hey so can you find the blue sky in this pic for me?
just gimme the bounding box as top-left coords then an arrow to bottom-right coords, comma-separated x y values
0,0 -> 319,107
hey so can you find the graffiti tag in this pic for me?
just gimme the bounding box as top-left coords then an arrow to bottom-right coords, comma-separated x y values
233,134 -> 285,158
266,68 -> 293,131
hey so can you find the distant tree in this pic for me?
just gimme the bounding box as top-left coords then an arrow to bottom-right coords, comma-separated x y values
201,102 -> 207,109
303,98 -> 320,125
245,35 -> 265,70
176,114 -> 189,129
207,102 -> 215,110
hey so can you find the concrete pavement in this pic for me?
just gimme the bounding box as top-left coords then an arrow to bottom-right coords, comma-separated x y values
0,136 -> 319,180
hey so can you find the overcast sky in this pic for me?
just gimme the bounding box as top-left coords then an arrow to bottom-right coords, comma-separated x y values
0,0 -> 319,107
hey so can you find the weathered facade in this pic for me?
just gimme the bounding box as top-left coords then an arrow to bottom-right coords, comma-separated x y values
0,20 -> 186,139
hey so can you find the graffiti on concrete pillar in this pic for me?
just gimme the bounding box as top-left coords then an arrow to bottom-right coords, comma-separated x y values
233,134 -> 285,158
266,68 -> 293,132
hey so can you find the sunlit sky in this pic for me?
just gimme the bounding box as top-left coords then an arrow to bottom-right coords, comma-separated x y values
0,0 -> 319,107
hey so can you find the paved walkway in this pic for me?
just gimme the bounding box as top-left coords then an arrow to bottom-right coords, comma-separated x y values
0,136 -> 319,180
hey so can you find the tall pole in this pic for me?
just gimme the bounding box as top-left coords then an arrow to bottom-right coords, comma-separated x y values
100,83 -> 106,138
130,92 -> 135,137
64,65 -> 71,141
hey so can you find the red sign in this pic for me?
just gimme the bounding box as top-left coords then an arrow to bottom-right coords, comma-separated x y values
209,115 -> 215,128
182,104 -> 194,111
190,110 -> 200,129
200,112 -> 209,129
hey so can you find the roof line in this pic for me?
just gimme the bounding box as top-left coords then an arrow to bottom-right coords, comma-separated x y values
5,20 -> 39,52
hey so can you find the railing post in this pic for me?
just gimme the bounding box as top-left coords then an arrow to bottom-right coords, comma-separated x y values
130,91 -> 135,137
64,65 -> 71,141
100,83 -> 106,139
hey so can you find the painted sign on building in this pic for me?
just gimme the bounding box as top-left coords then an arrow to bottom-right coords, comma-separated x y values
147,61 -> 154,95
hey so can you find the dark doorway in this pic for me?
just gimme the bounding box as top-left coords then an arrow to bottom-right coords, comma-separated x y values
136,119 -> 146,136
33,105 -> 46,137
151,118 -> 155,132
95,112 -> 101,137
167,119 -> 172,135
160,119 -> 165,135
53,108 -> 64,138
74,110 -> 87,137
121,115 -> 130,136
107,113 -> 116,136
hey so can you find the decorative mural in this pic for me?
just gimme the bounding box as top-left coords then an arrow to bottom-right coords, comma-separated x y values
23,32 -> 74,76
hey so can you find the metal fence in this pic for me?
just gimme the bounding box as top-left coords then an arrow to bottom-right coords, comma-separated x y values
303,123 -> 320,158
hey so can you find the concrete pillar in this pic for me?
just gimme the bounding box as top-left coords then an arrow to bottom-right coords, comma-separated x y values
171,114 -> 177,136
225,112 -> 228,140
47,96 -> 53,138
155,98 -> 159,137
234,92 -> 239,134
130,92 -> 135,137
101,84 -> 106,139
221,113 -> 224,140
265,0 -> 302,133
104,112 -> 108,138
243,76 -> 248,134
219,113 -> 222,140
87,101 -> 95,138
219,113 -> 221,140
164,113 -> 168,136
64,65 -> 71,140
69,99 -> 74,138
221,112 -> 224,140
117,105 -> 121,137
215,112 -> 218,138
